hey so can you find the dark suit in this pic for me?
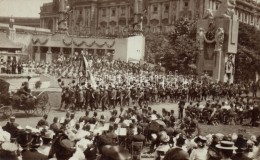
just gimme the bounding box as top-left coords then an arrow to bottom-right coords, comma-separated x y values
21,149 -> 48,160
2,122 -> 19,138
37,119 -> 49,127
50,122 -> 60,133
231,153 -> 252,160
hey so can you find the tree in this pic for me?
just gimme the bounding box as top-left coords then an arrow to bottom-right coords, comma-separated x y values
144,18 -> 198,74
235,23 -> 260,82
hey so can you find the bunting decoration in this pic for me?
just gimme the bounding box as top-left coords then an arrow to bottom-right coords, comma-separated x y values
62,39 -> 115,48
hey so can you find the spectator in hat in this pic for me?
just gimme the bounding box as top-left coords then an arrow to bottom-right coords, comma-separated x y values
0,142 -> 19,160
38,129 -> 54,156
100,145 -> 131,160
216,141 -> 237,160
2,116 -> 20,138
207,134 -> 222,160
106,125 -> 118,144
174,134 -> 188,152
0,125 -> 11,143
132,126 -> 145,144
48,133 -> 76,160
231,137 -> 252,160
155,131 -> 171,159
50,117 -> 60,134
163,147 -> 189,160
190,136 -> 208,160
37,114 -> 49,128
16,130 -> 33,160
21,133 -> 48,160
79,110 -> 91,124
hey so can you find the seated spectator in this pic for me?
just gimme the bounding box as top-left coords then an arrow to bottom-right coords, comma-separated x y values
216,141 -> 237,160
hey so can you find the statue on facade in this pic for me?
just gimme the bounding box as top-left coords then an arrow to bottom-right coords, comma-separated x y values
57,0 -> 72,32
225,55 -> 235,81
197,28 -> 205,50
203,0 -> 236,19
214,28 -> 225,52
8,16 -> 16,41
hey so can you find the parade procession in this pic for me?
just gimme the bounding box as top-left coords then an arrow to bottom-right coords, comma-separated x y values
0,0 -> 260,160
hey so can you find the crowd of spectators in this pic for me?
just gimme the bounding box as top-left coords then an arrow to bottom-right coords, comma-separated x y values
0,105 -> 259,160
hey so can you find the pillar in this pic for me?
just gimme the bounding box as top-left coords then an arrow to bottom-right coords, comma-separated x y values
46,47 -> 52,63
60,47 -> 64,54
94,49 -> 97,55
35,46 -> 41,62
71,47 -> 74,56
213,51 -> 222,82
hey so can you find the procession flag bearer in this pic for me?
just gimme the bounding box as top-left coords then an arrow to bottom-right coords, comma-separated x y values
78,52 -> 97,90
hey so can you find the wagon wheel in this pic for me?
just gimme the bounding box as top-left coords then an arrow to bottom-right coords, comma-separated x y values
24,109 -> 35,116
35,92 -> 50,116
0,106 -> 12,119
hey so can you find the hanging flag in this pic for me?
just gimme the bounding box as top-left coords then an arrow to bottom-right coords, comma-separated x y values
79,54 -> 97,89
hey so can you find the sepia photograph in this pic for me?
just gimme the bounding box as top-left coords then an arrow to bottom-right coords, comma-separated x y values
0,0 -> 260,159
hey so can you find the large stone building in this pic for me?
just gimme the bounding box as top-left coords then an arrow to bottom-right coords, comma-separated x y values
40,0 -> 260,35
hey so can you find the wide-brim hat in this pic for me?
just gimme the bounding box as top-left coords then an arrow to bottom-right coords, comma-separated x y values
216,141 -> 238,150
1,142 -> 17,152
101,145 -> 131,160
160,131 -> 170,143
195,136 -> 207,143
150,114 -> 158,121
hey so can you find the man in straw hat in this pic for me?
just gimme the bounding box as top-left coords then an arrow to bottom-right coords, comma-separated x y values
216,141 -> 238,160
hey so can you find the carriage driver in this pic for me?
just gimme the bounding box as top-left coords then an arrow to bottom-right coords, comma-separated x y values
17,82 -> 33,104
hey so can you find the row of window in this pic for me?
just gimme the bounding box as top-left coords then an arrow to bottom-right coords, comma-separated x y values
99,2 -> 174,18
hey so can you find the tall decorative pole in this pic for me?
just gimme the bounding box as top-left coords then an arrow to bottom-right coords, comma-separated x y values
133,0 -> 144,34
57,0 -> 72,32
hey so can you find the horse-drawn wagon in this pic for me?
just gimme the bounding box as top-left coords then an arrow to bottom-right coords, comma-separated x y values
0,79 -> 51,118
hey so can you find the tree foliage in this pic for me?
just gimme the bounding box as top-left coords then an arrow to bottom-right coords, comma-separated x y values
235,23 -> 260,81
144,18 -> 198,74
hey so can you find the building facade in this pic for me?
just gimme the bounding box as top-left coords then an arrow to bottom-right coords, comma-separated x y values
40,0 -> 260,35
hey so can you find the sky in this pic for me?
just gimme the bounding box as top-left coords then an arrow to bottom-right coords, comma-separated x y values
0,0 -> 52,18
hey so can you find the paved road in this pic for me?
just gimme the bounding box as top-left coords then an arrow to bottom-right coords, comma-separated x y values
1,92 -> 259,136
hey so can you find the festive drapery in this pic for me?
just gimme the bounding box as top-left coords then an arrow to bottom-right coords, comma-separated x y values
63,38 -> 115,48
